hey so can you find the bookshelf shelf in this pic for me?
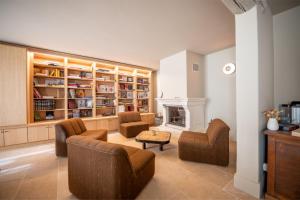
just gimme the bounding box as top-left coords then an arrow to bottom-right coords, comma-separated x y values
67,77 -> 94,81
33,63 -> 65,69
28,52 -> 153,123
34,75 -> 65,79
34,98 -> 65,100
34,85 -> 64,88
67,87 -> 92,90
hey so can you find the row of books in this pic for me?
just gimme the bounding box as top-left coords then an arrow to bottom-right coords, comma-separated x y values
68,109 -> 92,118
34,78 -> 64,86
34,99 -> 56,110
119,83 -> 133,91
68,89 -> 92,99
68,99 -> 93,109
137,85 -> 149,91
68,83 -> 92,88
137,78 -> 149,84
96,75 -> 113,81
119,91 -> 133,99
96,85 -> 114,93
96,99 -> 115,107
34,68 -> 64,77
138,99 -> 148,106
137,92 -> 148,99
119,75 -> 133,82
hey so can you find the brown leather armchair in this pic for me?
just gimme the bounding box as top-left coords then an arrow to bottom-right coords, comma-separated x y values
118,112 -> 149,138
55,118 -> 107,157
67,135 -> 155,199
178,119 -> 230,166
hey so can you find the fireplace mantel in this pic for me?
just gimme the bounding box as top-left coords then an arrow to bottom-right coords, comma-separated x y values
155,98 -> 206,104
155,98 -> 206,132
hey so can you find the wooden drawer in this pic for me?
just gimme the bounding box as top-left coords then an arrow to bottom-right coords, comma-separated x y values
141,113 -> 155,126
84,120 -> 97,130
3,127 -> 28,146
108,118 -> 119,131
48,125 -> 55,139
97,119 -> 108,130
28,126 -> 49,142
0,132 -> 4,147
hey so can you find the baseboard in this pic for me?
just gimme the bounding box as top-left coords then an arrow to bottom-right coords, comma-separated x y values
234,173 -> 262,199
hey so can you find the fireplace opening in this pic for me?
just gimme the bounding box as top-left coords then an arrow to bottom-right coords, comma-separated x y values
167,106 -> 186,127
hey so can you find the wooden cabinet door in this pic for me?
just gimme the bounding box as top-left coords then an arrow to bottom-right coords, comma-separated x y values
28,126 -> 49,142
48,125 -> 55,139
84,120 -> 97,130
97,119 -> 109,130
0,44 -> 27,126
3,127 -> 28,146
108,118 -> 119,131
0,131 -> 4,147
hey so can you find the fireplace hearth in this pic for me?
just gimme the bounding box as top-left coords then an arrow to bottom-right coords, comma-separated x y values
167,106 -> 186,127
156,98 -> 206,132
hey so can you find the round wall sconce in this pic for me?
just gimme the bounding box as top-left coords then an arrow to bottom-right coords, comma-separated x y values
223,63 -> 236,75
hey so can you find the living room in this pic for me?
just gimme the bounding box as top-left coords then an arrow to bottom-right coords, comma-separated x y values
0,0 -> 300,199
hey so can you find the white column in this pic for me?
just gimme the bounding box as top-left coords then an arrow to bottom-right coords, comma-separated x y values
234,4 -> 274,198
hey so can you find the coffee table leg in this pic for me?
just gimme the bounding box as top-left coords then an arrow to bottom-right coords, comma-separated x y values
143,143 -> 146,149
160,144 -> 163,151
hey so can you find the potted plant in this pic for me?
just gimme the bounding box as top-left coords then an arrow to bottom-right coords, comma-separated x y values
263,109 -> 281,131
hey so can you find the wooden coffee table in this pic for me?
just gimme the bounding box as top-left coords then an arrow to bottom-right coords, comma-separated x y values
136,130 -> 171,151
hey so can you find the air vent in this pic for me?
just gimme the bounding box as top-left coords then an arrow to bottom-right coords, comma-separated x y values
192,64 -> 199,72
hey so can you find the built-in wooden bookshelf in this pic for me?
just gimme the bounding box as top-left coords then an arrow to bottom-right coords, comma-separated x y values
28,52 -> 153,123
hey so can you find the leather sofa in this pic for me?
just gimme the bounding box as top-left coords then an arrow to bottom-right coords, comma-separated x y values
118,112 -> 149,138
55,118 -> 107,157
178,119 -> 230,166
67,135 -> 155,199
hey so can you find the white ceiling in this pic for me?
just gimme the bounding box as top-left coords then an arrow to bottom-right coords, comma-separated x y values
0,0 -> 235,69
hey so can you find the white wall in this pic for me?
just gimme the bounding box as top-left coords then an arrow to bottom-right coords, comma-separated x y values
159,50 -> 187,99
204,47 -> 236,140
274,6 -> 300,108
234,5 -> 274,198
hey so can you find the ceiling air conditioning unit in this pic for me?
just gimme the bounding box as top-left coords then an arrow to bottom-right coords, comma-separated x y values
222,0 -> 257,14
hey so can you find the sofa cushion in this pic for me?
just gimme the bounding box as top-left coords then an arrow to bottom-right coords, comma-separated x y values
118,112 -> 142,123
58,119 -> 77,137
121,145 -> 155,175
120,122 -> 149,138
179,131 -> 210,148
80,129 -> 107,141
75,118 -> 87,132
121,121 -> 148,128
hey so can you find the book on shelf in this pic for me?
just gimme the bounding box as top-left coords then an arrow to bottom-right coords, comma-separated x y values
33,88 -> 42,98
96,69 -> 110,73
75,89 -> 85,98
127,92 -> 133,99
49,69 -> 63,77
72,109 -> 80,118
45,111 -> 54,120
80,71 -> 93,79
68,100 -> 76,109
69,89 -> 76,98
97,85 -> 114,93
42,96 -> 55,99
76,99 -> 86,108
86,99 -> 93,108
292,128 -> 300,137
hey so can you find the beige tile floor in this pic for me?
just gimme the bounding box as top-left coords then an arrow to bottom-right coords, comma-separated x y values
0,132 -> 257,200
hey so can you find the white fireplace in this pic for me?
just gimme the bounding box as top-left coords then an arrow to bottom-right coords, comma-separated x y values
156,98 -> 206,132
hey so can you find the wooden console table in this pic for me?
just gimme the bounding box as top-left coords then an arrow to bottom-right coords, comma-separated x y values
264,130 -> 300,199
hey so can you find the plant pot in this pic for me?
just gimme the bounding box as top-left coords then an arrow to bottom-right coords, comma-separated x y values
267,118 -> 279,131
